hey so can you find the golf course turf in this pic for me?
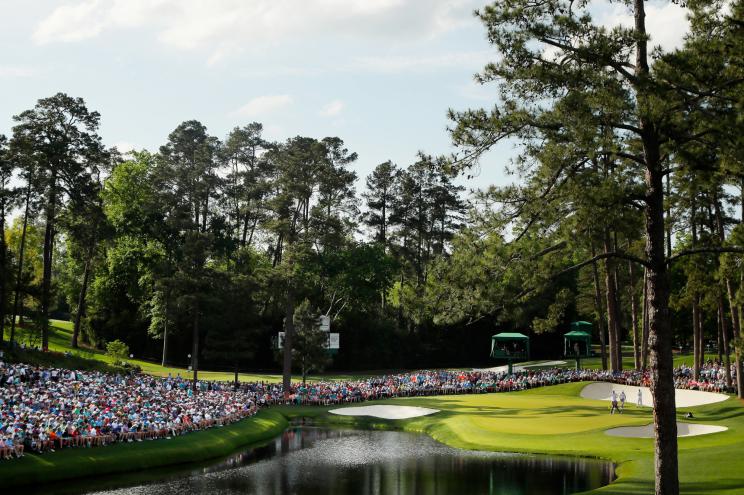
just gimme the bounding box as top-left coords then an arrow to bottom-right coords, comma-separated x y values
2,382 -> 742,494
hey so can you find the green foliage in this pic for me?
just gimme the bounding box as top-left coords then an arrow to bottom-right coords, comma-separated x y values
105,339 -> 129,361
290,299 -> 332,382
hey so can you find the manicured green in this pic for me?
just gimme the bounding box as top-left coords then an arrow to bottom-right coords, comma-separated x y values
1,382 -> 741,494
0,410 -> 288,488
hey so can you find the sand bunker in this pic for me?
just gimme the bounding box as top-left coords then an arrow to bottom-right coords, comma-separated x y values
329,405 -> 440,420
605,422 -> 728,438
580,382 -> 729,408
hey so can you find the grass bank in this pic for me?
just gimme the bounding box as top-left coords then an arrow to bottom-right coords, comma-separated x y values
0,409 -> 288,488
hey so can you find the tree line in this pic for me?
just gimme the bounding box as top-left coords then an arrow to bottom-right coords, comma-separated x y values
0,98 -> 470,386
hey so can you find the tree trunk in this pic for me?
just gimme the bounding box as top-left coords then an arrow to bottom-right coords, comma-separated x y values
629,260 -> 641,370
9,184 -> 31,345
737,338 -> 744,399
234,361 -> 239,389
713,197 -> 737,394
717,308 -> 723,364
603,234 -> 620,372
282,288 -> 295,395
241,212 -> 250,247
739,180 -> 744,400
192,302 -> 199,391
71,252 -> 93,349
613,260 -> 624,372
644,278 -> 650,364
641,132 -> 679,495
692,296 -> 701,380
0,197 -> 6,346
41,175 -> 58,351
247,217 -> 258,247
726,278 -> 743,398
645,170 -> 679,495
161,293 -> 169,367
591,246 -> 608,370
698,303 -> 705,368
635,0 -> 679,485
665,174 -> 672,258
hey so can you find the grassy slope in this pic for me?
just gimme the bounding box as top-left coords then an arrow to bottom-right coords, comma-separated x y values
10,320 -> 375,382
0,409 -> 288,487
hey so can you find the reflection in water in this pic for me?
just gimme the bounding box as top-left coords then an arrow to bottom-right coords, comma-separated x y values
47,427 -> 615,495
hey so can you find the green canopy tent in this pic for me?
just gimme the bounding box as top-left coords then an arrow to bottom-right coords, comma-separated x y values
565,321 -> 593,368
491,332 -> 530,374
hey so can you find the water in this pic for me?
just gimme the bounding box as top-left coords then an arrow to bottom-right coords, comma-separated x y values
36,427 -> 615,495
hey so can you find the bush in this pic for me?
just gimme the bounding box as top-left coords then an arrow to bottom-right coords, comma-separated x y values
105,339 -> 130,363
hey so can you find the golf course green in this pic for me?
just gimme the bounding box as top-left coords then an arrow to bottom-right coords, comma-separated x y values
2,381 -> 742,494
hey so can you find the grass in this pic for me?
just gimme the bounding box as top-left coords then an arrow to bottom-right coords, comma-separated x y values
8,320 -> 379,383
1,382 -> 741,493
0,409 -> 288,488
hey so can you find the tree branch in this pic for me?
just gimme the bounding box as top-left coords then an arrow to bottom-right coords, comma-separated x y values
554,251 -> 652,274
667,247 -> 744,265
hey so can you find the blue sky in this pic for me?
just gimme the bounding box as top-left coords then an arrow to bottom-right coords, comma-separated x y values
0,0 -> 689,193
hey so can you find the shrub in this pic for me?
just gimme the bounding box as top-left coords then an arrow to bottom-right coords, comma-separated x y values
105,339 -> 130,363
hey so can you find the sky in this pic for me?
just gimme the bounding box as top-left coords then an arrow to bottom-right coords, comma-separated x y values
0,0 -> 691,193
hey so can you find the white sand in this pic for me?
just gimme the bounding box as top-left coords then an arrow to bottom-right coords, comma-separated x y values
328,405 -> 440,420
605,422 -> 728,438
580,382 -> 729,408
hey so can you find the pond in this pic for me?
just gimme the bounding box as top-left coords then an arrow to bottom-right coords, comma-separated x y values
36,426 -> 615,495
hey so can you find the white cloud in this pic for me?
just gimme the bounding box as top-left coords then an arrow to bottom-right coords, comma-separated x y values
0,65 -> 36,78
320,100 -> 344,117
32,0 -> 481,60
234,94 -> 293,117
33,0 -> 108,44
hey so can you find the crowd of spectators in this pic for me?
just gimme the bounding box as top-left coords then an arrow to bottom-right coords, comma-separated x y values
0,359 -> 738,460
0,362 -> 257,460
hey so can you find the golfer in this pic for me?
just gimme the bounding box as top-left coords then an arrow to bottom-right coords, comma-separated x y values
637,388 -> 643,407
619,391 -> 626,412
610,390 -> 619,414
